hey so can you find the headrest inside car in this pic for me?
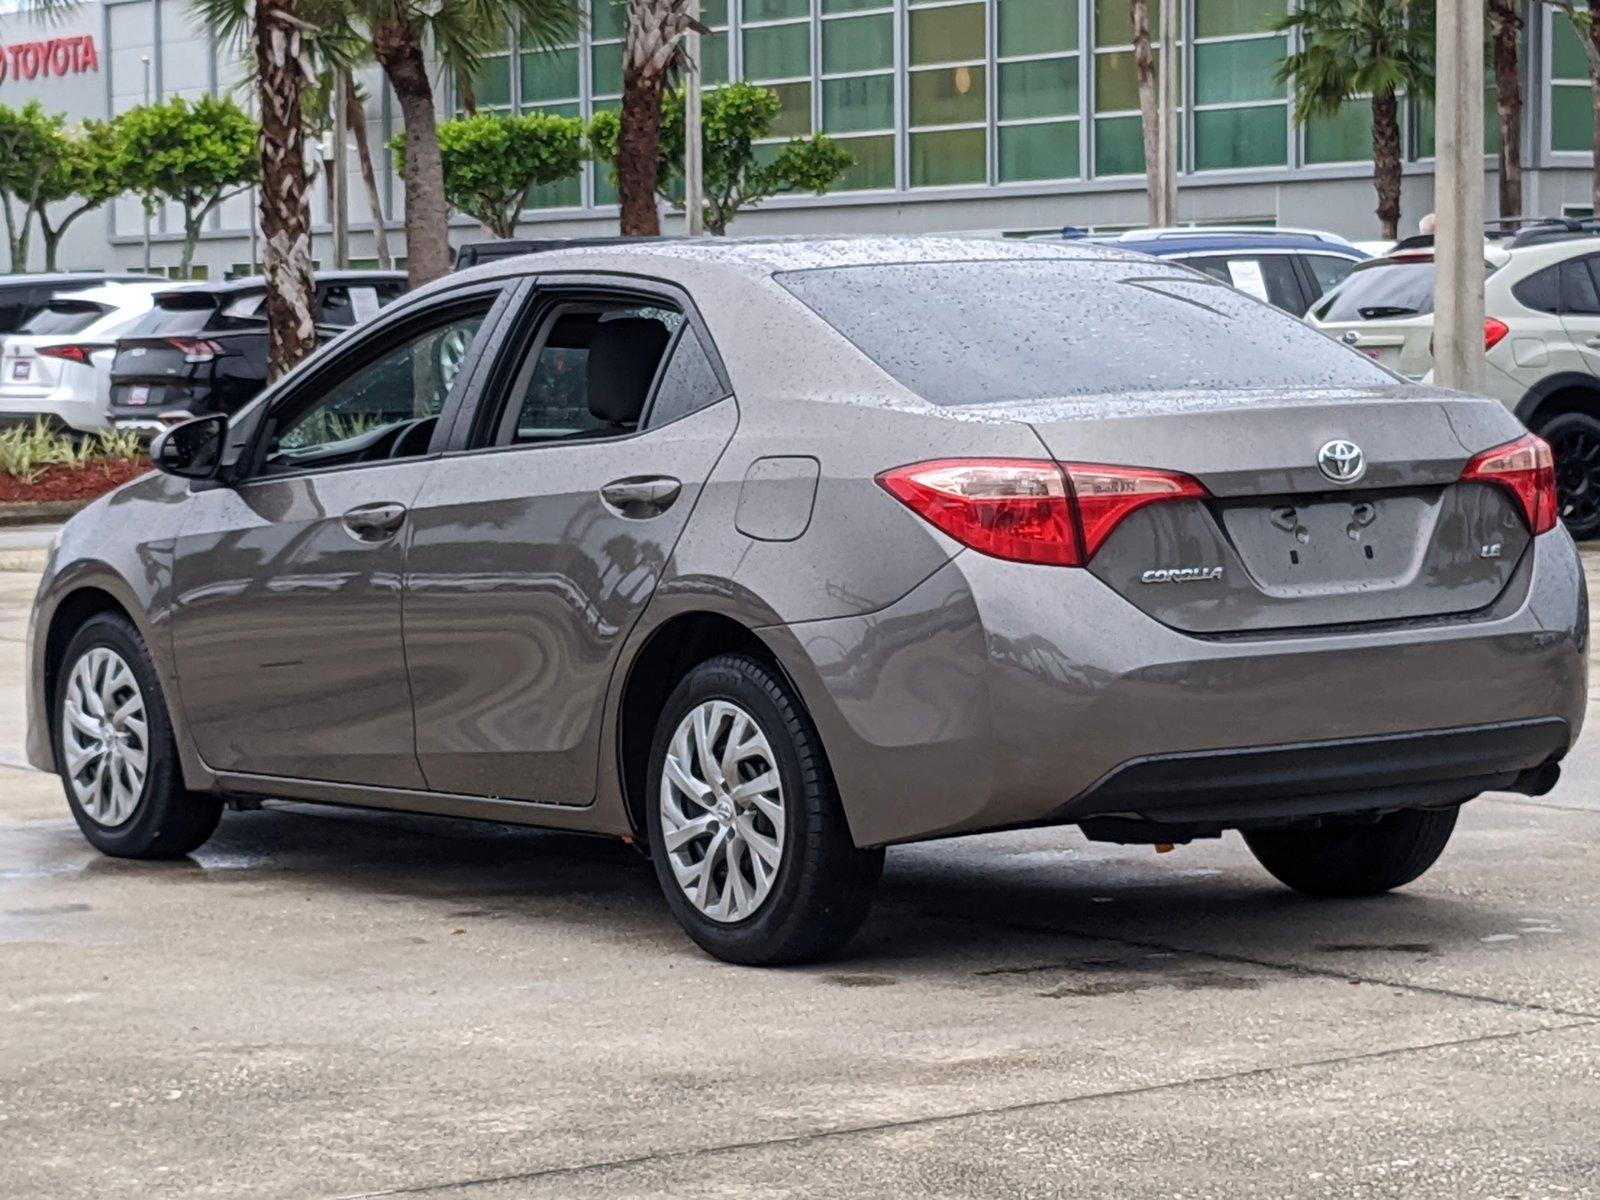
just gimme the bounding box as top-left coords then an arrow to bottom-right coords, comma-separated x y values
588,317 -> 672,427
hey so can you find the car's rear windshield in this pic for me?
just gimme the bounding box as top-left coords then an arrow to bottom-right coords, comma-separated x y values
1311,259 -> 1446,322
774,260 -> 1393,405
125,302 -> 218,337
19,301 -> 108,335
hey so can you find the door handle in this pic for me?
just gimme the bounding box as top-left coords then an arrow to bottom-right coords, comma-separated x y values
600,476 -> 682,518
341,501 -> 409,542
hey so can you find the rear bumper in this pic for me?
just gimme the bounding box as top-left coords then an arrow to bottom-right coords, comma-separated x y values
0,387 -> 106,433
766,530 -> 1588,847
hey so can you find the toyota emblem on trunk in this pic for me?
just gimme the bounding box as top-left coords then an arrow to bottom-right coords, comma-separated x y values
1317,439 -> 1365,484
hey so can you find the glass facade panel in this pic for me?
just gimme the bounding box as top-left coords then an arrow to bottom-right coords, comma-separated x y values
520,46 -> 578,103
824,13 -> 894,74
823,0 -> 887,11
1413,91 -> 1499,158
745,22 -> 811,79
1553,85 -> 1594,153
998,0 -> 1077,56
529,176 -> 583,209
1305,103 -> 1372,163
1094,114 -> 1144,174
1194,105 -> 1285,169
1193,38 -> 1285,105
590,0 -> 626,41
1195,0 -> 1284,39
910,64 -> 987,125
700,34 -> 730,85
1095,0 -> 1167,46
999,119 -> 1079,180
823,74 -> 895,131
745,0 -> 808,19
1095,49 -> 1176,111
1553,14 -> 1589,79
469,57 -> 513,108
910,3 -> 985,66
768,81 -> 814,135
834,133 -> 896,189
998,57 -> 1078,122
910,127 -> 986,186
591,43 -> 624,97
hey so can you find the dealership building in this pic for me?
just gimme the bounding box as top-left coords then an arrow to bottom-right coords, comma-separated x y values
2,0 -> 1600,277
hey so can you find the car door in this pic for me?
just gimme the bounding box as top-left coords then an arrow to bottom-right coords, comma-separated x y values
168,285 -> 510,787
1552,252 -> 1600,378
402,279 -> 737,803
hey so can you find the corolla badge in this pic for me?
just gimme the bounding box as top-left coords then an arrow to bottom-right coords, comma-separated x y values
1317,439 -> 1366,484
1141,566 -> 1224,584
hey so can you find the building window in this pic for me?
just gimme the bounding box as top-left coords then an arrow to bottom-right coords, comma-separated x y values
1550,9 -> 1591,154
908,0 -> 988,187
745,0 -> 813,166
822,2 -> 897,190
1303,101 -> 1372,165
520,24 -> 584,208
1191,0 -> 1286,172
1092,0 -> 1183,177
996,0 -> 1080,181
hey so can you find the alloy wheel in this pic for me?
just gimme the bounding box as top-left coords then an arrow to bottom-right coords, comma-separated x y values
61,647 -> 150,828
659,700 -> 786,923
1549,426 -> 1600,532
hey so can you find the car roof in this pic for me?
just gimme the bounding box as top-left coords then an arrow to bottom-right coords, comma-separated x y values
49,280 -> 172,306
0,271 -> 159,290
1079,232 -> 1366,257
158,269 -> 408,297
440,234 -> 1157,294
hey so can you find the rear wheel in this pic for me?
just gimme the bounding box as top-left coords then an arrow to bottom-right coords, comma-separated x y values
1538,410 -> 1600,540
1244,807 -> 1459,898
54,613 -> 222,859
646,653 -> 882,965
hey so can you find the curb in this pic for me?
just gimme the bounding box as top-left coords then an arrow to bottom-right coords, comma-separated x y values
0,500 -> 90,528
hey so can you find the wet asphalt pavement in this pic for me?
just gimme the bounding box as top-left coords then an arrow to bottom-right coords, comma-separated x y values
1,543 -> 1597,1199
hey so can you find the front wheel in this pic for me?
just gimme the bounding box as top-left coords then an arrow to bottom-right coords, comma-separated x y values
54,613 -> 222,859
646,653 -> 882,965
1244,807 -> 1459,898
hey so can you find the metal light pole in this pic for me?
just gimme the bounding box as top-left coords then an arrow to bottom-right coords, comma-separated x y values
1155,0 -> 1178,226
1434,0 -> 1485,392
141,55 -> 152,272
683,0 -> 704,236
332,72 -> 350,268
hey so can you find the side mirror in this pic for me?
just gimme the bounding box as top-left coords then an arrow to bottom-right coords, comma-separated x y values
151,414 -> 228,481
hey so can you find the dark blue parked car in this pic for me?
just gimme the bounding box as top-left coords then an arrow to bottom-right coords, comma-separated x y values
1035,227 -> 1369,316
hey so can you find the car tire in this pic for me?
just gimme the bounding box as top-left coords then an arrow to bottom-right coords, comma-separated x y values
1536,410 -> 1600,541
645,652 -> 883,965
1243,806 -> 1459,898
53,612 -> 222,859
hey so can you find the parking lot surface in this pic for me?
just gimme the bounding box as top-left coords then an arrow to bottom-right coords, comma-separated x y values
2,543 -> 1598,1199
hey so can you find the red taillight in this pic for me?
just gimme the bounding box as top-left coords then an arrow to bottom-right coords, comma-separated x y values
166,337 -> 224,363
37,344 -> 96,365
877,458 -> 1208,567
1484,318 -> 1510,351
1461,433 -> 1558,535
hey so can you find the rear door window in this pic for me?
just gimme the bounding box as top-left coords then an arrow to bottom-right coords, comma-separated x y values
1513,264 -> 1561,313
645,325 -> 727,428
1180,254 -> 1305,314
1565,255 -> 1600,315
1303,253 -> 1358,298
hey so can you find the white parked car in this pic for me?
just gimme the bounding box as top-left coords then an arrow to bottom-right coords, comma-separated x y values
1307,223 -> 1600,539
0,281 -> 169,434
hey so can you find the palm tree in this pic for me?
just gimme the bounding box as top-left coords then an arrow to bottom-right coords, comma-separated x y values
618,0 -> 706,236
1273,0 -> 1436,240
1488,0 -> 1523,222
1131,0 -> 1160,228
358,0 -> 577,283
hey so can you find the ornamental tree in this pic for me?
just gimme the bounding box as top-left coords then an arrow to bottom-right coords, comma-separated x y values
33,119 -> 125,271
0,101 -> 64,272
394,111 -> 587,240
590,81 -> 852,235
113,94 -> 260,274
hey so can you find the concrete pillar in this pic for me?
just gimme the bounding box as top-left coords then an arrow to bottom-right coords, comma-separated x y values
1434,0 -> 1485,393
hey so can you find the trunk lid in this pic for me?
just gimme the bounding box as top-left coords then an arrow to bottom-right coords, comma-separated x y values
1008,387 -> 1533,633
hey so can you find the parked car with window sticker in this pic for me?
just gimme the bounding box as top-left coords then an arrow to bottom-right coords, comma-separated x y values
26,238 -> 1585,965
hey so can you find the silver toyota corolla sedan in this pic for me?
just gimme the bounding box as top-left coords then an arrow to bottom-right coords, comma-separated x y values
24,238 -> 1588,965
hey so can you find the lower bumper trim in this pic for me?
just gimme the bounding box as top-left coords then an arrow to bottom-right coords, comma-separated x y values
1062,718 -> 1570,840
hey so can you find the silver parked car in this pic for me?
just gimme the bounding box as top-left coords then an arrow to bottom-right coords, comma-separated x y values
25,238 -> 1588,965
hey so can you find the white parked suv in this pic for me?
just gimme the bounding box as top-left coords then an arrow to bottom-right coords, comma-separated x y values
1307,221 -> 1600,539
0,281 -> 168,434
